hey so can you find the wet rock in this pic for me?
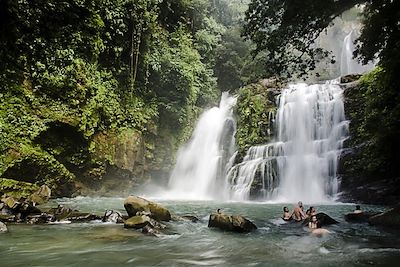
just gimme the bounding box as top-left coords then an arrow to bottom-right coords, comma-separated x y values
124,215 -> 152,229
2,196 -> 18,209
171,214 -> 199,223
102,210 -> 123,223
0,221 -> 7,232
369,206 -> 400,228
49,205 -> 75,221
0,202 -> 13,215
0,214 -> 16,222
181,215 -> 200,223
208,213 -> 257,233
26,214 -> 54,224
124,196 -> 171,222
142,225 -> 159,236
316,213 -> 338,225
1,196 -> 42,219
340,74 -> 362,84
303,213 -> 338,227
29,185 -> 51,205
344,212 -> 379,223
64,212 -> 101,222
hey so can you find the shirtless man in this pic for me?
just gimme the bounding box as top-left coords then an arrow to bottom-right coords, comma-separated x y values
282,206 -> 292,221
292,201 -> 306,221
353,205 -> 363,214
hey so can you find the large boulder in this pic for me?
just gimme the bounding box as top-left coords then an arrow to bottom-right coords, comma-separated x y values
303,213 -> 338,227
29,185 -> 51,205
124,196 -> 171,222
345,212 -> 379,223
369,206 -> 400,228
208,213 -> 257,233
0,221 -> 7,232
124,215 -> 152,229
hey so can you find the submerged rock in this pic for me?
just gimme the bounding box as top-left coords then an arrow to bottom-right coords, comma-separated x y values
208,213 -> 257,233
171,214 -> 200,222
369,206 -> 400,228
124,196 -> 171,222
0,221 -> 7,232
344,212 -> 379,223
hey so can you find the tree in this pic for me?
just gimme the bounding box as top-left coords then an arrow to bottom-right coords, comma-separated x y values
242,0 -> 399,78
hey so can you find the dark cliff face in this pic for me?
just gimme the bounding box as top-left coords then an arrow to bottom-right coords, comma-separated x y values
338,74 -> 400,205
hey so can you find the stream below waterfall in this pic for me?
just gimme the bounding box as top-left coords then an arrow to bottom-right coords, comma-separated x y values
1,197 -> 400,266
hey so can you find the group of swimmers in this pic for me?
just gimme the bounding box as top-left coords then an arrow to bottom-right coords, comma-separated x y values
282,201 -> 315,222
281,201 -> 364,235
282,201 -> 326,234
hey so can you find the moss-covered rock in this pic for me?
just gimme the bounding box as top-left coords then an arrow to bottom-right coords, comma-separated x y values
234,79 -> 280,159
340,69 -> 400,205
208,213 -> 257,233
124,215 -> 152,229
124,196 -> 171,222
1,145 -> 75,197
0,178 -> 39,199
368,206 -> 400,228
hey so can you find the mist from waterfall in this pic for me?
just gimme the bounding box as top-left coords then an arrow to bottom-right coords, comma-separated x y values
165,92 -> 237,200
227,81 -> 349,203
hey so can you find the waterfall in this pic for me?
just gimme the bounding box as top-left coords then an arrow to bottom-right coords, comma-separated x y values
340,30 -> 375,76
228,81 -> 349,203
166,92 -> 237,200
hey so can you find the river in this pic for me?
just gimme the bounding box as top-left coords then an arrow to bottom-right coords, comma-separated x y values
1,197 -> 399,266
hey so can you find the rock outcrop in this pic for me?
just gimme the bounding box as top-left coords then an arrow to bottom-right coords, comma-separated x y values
29,185 -> 51,205
208,213 -> 257,233
368,206 -> 400,228
303,213 -> 338,227
124,196 -> 171,222
124,215 -> 152,229
344,212 -> 379,223
0,221 -> 7,232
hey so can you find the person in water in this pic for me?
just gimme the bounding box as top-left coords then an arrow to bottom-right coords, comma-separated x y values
282,206 -> 292,221
308,215 -> 319,229
292,201 -> 307,221
353,205 -> 363,214
306,206 -> 317,217
309,215 -> 331,236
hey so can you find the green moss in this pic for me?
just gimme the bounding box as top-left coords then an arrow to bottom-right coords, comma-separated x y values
1,144 -> 75,196
235,81 -> 278,157
0,178 -> 39,199
343,66 -> 400,182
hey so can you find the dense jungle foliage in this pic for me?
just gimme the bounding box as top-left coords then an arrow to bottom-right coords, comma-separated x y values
0,0 -> 260,196
0,0 -> 399,201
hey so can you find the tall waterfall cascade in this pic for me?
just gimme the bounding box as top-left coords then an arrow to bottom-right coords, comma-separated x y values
340,30 -> 375,76
166,92 -> 237,200
227,81 -> 349,203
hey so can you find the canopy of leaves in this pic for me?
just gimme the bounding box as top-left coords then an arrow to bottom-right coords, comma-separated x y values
242,0 -> 399,78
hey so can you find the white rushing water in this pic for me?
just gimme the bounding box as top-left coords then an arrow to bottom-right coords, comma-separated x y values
340,30 -> 375,76
228,81 -> 349,203
165,92 -> 237,200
